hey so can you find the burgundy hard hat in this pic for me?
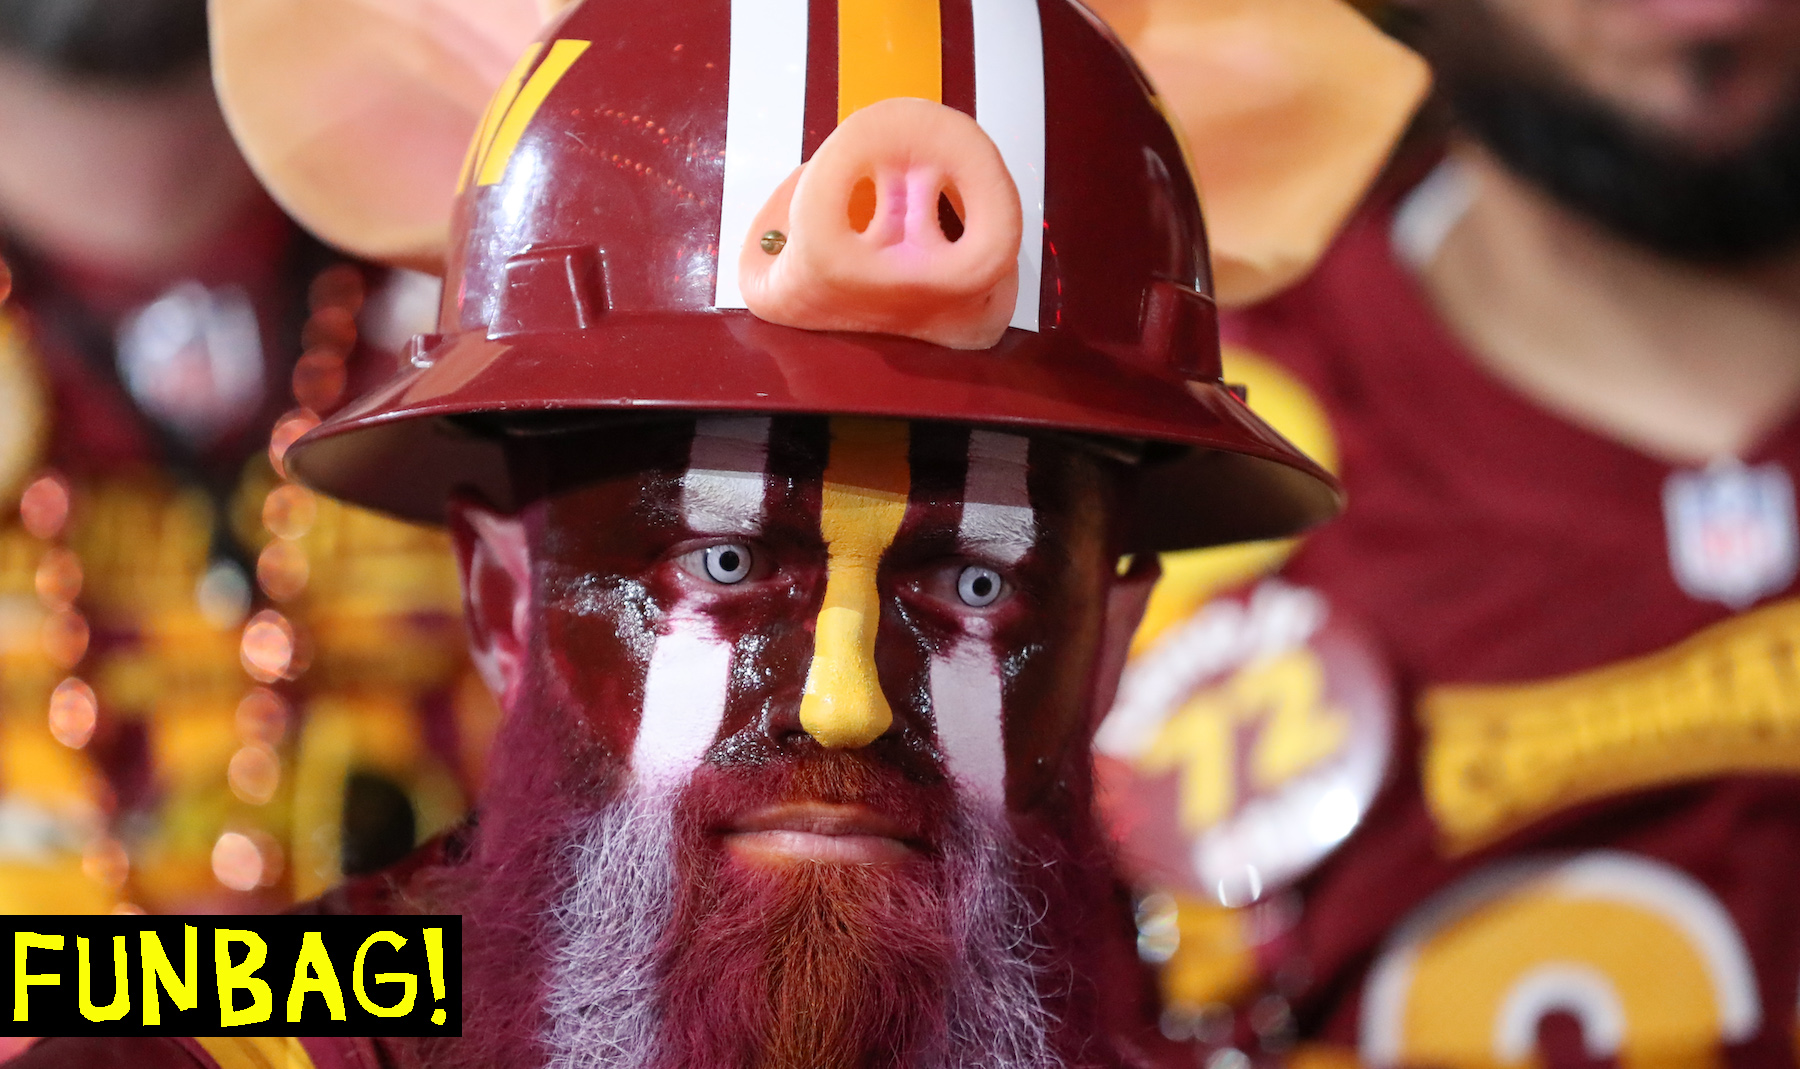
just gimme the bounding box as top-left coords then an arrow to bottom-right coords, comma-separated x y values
285,0 -> 1341,553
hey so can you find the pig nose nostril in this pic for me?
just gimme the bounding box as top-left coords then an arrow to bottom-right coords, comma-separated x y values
848,176 -> 877,233
936,189 -> 964,242
843,178 -> 964,241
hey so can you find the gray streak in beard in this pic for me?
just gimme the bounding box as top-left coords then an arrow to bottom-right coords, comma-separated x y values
541,790 -> 1060,1069
542,794 -> 677,1069
937,815 -> 1058,1069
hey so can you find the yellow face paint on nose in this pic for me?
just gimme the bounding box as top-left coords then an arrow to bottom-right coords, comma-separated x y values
799,418 -> 912,748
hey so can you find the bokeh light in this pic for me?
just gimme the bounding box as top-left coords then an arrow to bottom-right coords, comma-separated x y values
228,742 -> 281,805
18,473 -> 71,541
240,611 -> 296,682
235,687 -> 290,745
256,539 -> 310,601
262,483 -> 317,541
211,831 -> 264,892
47,678 -> 97,748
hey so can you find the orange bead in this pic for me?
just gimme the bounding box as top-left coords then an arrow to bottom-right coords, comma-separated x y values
41,609 -> 89,668
18,473 -> 71,541
240,611 -> 297,682
47,678 -> 97,748
262,483 -> 318,540
256,539 -> 310,601
268,411 -> 322,479
33,547 -> 83,607
235,687 -> 291,745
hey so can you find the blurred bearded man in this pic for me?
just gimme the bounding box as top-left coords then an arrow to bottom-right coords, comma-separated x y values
0,0 -> 1404,1064
1103,0 -> 1800,1066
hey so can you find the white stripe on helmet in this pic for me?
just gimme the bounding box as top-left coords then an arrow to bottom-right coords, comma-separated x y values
713,0 -> 1046,333
714,0 -> 810,311
972,0 -> 1045,332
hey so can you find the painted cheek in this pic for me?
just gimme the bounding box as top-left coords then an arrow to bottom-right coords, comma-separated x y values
631,416 -> 774,786
537,474 -> 674,766
928,429 -> 1036,805
633,607 -> 738,785
929,622 -> 1009,804
799,419 -> 911,749
541,581 -> 657,764
996,471 -> 1112,811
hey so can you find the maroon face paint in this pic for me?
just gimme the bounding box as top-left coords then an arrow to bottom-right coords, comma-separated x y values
444,415 -> 1150,1069
512,417 -> 1120,816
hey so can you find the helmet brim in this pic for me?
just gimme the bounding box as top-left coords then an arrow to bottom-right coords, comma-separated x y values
288,312 -> 1341,553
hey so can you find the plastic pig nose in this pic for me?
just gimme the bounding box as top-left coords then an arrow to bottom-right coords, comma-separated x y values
739,97 -> 1022,350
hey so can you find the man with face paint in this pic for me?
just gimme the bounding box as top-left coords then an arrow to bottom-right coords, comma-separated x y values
3,0 -> 1364,1065
443,414 -> 1154,1069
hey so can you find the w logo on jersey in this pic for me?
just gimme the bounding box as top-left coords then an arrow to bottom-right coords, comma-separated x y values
1664,460 -> 1799,609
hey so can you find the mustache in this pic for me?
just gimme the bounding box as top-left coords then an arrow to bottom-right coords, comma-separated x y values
676,747 -> 961,850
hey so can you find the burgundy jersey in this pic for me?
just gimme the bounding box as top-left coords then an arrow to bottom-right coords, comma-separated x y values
1222,168 -> 1800,1069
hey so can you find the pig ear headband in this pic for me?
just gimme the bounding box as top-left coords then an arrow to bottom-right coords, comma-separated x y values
213,0 -> 1427,306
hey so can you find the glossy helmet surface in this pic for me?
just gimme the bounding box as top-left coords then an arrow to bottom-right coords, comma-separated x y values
286,0 -> 1342,552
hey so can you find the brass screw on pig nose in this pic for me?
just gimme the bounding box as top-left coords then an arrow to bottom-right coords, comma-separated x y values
760,230 -> 787,255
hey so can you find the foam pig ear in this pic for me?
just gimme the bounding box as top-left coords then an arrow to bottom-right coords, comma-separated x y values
210,0 -> 549,272
1087,0 -> 1430,306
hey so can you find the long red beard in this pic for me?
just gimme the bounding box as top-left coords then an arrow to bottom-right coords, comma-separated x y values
424,730 -> 1149,1069
652,756 -> 965,1069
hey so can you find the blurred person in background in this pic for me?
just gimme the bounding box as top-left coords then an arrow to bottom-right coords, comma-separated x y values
0,0 -> 491,944
1099,0 -> 1800,1066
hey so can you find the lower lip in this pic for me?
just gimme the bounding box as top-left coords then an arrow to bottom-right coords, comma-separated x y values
725,829 -> 915,865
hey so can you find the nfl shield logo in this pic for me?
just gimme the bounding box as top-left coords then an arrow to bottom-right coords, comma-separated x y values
1664,460 -> 1799,608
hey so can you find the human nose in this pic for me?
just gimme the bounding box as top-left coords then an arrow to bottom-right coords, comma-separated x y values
798,419 -> 911,749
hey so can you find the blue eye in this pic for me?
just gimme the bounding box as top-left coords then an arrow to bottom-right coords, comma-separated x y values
957,566 -> 1003,607
703,544 -> 752,584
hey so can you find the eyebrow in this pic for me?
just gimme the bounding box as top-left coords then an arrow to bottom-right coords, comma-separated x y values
959,430 -> 1037,565
958,508 -> 1037,564
681,416 -> 772,534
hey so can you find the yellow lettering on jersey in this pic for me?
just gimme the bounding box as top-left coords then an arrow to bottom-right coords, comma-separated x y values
0,310 -> 49,503
1423,597 -> 1800,853
1156,895 -> 1258,1008
194,1036 -> 315,1069
1361,853 -> 1757,1069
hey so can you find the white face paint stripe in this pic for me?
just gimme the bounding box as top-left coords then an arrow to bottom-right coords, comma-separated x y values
930,637 -> 1008,803
932,430 -> 1037,803
633,619 -> 737,785
960,429 -> 1036,564
714,0 -> 810,310
682,415 -> 773,533
972,0 -> 1046,331
631,418 -> 775,783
